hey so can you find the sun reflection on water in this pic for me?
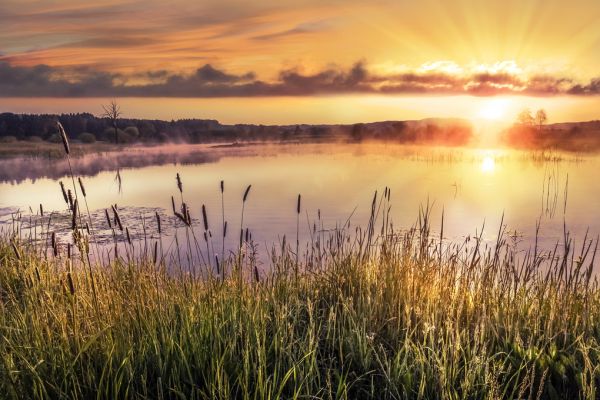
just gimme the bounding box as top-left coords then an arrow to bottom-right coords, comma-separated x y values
481,155 -> 496,174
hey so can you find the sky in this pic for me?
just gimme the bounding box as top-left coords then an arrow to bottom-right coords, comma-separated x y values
1,0 -> 600,124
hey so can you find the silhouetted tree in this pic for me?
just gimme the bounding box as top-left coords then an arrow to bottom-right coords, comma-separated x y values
517,109 -> 534,126
102,100 -> 122,144
535,109 -> 547,131
351,123 -> 364,142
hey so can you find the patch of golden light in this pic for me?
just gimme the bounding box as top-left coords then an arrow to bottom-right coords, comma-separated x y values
481,156 -> 496,174
477,98 -> 511,121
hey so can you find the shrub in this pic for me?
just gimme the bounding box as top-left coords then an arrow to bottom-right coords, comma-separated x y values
78,132 -> 96,144
46,133 -> 62,143
101,127 -> 136,143
124,126 -> 140,138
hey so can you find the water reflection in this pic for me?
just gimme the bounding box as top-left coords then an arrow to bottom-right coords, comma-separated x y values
0,143 -> 597,265
481,155 -> 496,174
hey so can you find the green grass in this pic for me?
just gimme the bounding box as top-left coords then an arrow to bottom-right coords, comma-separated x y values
1,200 -> 599,399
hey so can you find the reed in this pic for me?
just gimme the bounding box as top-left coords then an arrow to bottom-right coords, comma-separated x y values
1,136 -> 599,399
1,194 -> 598,399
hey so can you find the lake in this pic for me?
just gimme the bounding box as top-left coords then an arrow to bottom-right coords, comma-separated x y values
1,143 -> 598,269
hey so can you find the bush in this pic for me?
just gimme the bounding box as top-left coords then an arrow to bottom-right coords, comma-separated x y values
124,126 -> 140,138
46,134 -> 62,143
78,132 -> 96,144
101,127 -> 135,143
0,136 -> 17,143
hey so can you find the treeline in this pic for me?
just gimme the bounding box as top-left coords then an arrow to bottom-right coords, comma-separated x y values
0,112 -> 474,145
501,118 -> 600,152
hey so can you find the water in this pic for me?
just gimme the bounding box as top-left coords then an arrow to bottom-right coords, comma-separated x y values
1,143 -> 598,266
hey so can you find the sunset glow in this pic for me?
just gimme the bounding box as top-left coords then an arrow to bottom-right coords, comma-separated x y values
481,156 -> 496,173
0,0 -> 600,122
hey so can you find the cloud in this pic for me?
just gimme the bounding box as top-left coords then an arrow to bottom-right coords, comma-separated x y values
1,60 -> 599,98
252,20 -> 331,41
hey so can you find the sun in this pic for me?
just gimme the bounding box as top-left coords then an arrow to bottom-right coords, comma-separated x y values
477,98 -> 511,121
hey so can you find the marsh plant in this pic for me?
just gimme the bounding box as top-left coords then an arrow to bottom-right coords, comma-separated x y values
0,124 -> 598,399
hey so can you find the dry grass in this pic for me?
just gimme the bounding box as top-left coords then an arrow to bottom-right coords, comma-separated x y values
0,124 -> 598,399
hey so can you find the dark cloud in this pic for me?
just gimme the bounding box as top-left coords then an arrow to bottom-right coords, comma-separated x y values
1,60 -> 599,98
568,78 -> 600,95
195,64 -> 255,82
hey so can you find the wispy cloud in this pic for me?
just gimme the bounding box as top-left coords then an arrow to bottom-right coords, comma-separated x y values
1,60 -> 599,97
252,20 -> 331,41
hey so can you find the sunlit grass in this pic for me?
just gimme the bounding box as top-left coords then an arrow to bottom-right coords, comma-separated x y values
0,125 -> 598,399
1,190 -> 599,399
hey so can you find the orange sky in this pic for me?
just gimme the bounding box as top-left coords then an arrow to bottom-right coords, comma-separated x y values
1,0 -> 600,123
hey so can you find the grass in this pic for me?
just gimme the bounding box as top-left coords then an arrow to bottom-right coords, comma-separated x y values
0,140 -> 120,160
0,125 -> 599,399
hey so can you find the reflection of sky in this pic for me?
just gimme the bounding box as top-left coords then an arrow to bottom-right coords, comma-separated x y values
1,143 -> 598,262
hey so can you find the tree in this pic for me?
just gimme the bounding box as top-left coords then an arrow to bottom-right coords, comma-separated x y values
535,109 -> 547,131
517,109 -> 534,126
102,100 -> 122,144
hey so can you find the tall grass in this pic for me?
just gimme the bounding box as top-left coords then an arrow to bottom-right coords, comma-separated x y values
0,125 -> 599,399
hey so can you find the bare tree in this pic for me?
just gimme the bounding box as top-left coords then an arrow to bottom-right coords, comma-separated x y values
535,109 -> 547,131
102,100 -> 122,144
516,108 -> 534,126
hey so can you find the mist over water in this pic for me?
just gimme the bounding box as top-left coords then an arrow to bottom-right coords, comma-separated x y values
1,142 -> 599,268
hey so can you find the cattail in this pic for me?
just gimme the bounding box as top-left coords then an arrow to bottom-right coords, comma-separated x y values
51,232 -> 58,256
176,173 -> 183,193
66,272 -> 75,295
175,212 -> 188,226
202,204 -> 209,231
203,232 -> 208,242
153,241 -> 158,264
223,221 -> 227,237
71,199 -> 78,230
126,227 -> 132,245
171,196 -> 176,214
254,265 -> 260,282
11,242 -> 21,260
105,209 -> 112,229
155,212 -> 161,234
39,204 -> 44,216
175,204 -> 190,226
215,255 -> 220,274
67,189 -> 74,210
111,205 -> 123,231
220,180 -> 224,193
59,181 -> 68,204
57,121 -> 70,155
67,243 -> 72,259
243,185 -> 252,202
297,194 -> 301,214
184,204 -> 191,225
245,228 -> 249,242
85,222 -> 90,234
78,177 -> 87,197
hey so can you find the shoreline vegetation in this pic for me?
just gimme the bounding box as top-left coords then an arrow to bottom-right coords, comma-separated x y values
1,180 -> 599,399
0,122 -> 599,399
2,112 -> 600,159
